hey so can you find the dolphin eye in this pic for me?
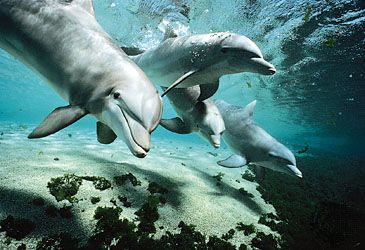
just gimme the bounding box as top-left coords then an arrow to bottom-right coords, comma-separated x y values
113,92 -> 120,99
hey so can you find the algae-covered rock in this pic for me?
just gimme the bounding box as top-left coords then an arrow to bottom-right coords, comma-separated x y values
241,170 -> 256,182
238,187 -> 254,198
47,174 -> 82,203
0,215 -> 36,240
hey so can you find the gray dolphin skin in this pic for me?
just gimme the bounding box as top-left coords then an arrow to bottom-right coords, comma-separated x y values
159,86 -> 225,148
214,99 -> 302,178
0,0 -> 162,158
131,31 -> 276,99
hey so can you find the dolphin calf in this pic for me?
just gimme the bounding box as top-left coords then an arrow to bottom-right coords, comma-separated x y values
159,86 -> 225,148
214,100 -> 302,178
130,30 -> 276,99
0,0 -> 162,157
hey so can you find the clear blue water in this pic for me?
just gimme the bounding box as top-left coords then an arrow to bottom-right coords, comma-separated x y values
1,0 -> 364,156
0,1 -> 364,249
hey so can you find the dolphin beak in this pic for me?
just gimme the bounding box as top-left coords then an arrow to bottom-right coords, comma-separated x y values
101,103 -> 150,158
210,135 -> 221,148
250,58 -> 276,75
287,164 -> 303,178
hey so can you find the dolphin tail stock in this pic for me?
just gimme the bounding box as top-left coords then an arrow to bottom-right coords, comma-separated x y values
28,105 -> 88,139
161,70 -> 199,97
96,121 -> 117,144
217,154 -> 247,168
159,117 -> 192,134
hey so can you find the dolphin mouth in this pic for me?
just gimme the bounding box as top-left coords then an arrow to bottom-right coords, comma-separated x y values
119,107 -> 151,158
268,67 -> 276,75
287,164 -> 303,178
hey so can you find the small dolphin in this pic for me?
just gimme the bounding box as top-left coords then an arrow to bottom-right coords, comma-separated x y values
0,0 -> 162,157
214,100 -> 302,178
159,86 -> 225,148
130,30 -> 276,99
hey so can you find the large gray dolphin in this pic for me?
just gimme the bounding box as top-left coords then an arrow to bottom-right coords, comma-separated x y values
130,30 -> 276,99
214,99 -> 302,178
0,0 -> 162,157
159,86 -> 225,148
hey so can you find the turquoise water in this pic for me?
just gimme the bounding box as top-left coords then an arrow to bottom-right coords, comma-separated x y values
0,1 -> 364,249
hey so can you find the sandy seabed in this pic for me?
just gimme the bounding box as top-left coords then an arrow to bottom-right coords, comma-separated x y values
0,123 -> 276,249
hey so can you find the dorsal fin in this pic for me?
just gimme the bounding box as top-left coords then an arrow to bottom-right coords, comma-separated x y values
72,0 -> 95,16
243,100 -> 257,118
163,25 -> 178,42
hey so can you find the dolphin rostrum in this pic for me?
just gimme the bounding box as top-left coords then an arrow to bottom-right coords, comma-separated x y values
214,99 -> 302,178
159,86 -> 225,148
0,0 -> 162,158
130,30 -> 276,99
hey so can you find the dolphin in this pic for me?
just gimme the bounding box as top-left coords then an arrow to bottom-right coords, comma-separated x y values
0,0 -> 162,157
159,86 -> 225,148
214,99 -> 302,178
130,29 -> 276,99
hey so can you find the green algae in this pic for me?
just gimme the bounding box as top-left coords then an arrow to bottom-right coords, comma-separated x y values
147,182 -> 168,194
90,196 -> 101,204
36,233 -> 79,250
238,187 -> 254,198
114,173 -> 141,187
251,232 -> 278,250
47,174 -> 82,203
117,195 -> 132,208
81,176 -> 111,191
236,222 -> 256,235
241,170 -> 255,182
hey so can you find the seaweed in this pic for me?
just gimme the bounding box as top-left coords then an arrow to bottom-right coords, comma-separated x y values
238,187 -> 254,198
236,222 -> 256,235
117,195 -> 132,208
17,243 -> 26,250
0,215 -> 36,240
54,157 -> 60,161
221,228 -> 235,241
135,195 -> 161,234
147,182 -> 168,194
47,174 -> 82,203
241,170 -> 256,182
251,232 -> 278,250
303,4 -> 312,23
114,173 -> 141,187
297,142 -> 309,154
81,176 -> 112,191
90,196 -> 101,204
321,37 -> 337,48
36,233 -> 79,250
207,235 -> 236,249
110,198 -> 117,206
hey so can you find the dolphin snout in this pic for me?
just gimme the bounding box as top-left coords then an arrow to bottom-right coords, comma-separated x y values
250,58 -> 276,75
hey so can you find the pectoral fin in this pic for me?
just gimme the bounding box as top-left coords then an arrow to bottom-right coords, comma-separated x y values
160,117 -> 191,134
161,70 -> 198,97
96,122 -> 117,144
217,154 -> 247,168
28,105 -> 88,138
198,81 -> 219,101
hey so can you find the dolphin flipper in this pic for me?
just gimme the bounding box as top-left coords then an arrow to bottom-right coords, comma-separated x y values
96,122 -> 117,144
198,81 -> 219,101
217,154 -> 247,168
160,117 -> 191,134
28,105 -> 88,138
161,70 -> 198,97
